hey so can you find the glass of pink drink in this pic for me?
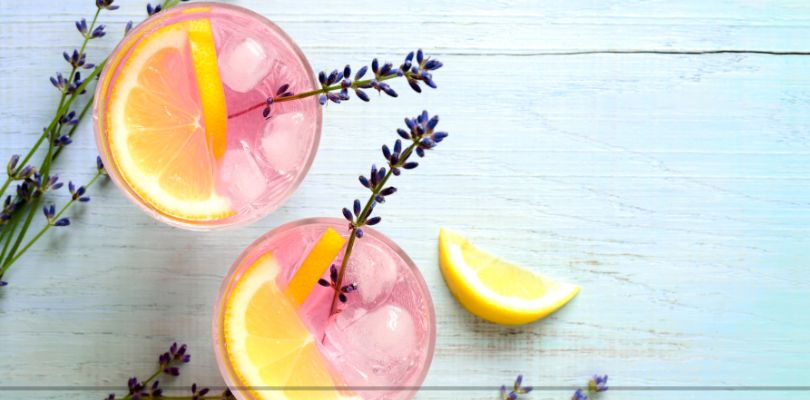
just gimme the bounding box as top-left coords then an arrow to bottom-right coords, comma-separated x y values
94,3 -> 321,229
213,218 -> 436,400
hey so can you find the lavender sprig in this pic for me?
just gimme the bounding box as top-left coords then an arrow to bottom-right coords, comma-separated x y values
228,50 -> 443,119
327,111 -> 447,314
571,374 -> 609,400
105,342 -> 235,400
0,0 -> 190,288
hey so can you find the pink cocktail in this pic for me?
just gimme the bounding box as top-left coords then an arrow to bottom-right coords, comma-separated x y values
94,3 -> 321,229
213,218 -> 436,400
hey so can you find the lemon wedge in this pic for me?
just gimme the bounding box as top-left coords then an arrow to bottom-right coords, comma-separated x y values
438,229 -> 579,325
188,19 -> 228,160
283,227 -> 346,306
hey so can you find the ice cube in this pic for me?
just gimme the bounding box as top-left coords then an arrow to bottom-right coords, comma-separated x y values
338,304 -> 418,385
218,37 -> 272,93
259,112 -> 310,173
345,240 -> 400,307
217,143 -> 267,205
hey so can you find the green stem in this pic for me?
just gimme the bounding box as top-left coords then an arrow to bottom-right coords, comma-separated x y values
227,71 -> 407,119
0,9 -> 101,199
0,206 -> 24,268
162,0 -> 185,8
0,172 -> 102,272
3,142 -> 56,270
0,179 -> 10,202
53,94 -> 94,159
328,142 -> 419,315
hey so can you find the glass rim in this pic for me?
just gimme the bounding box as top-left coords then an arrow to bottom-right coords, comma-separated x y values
92,2 -> 323,231
211,217 -> 437,400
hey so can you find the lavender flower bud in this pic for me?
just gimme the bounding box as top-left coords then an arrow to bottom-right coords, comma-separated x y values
353,199 -> 362,216
96,0 -> 120,11
327,69 -> 339,85
76,19 -> 88,34
91,25 -> 106,38
354,89 -> 370,102
378,82 -> 398,97
407,78 -> 422,93
354,66 -> 368,80
146,3 -> 162,15
571,389 -> 587,400
588,374 -> 608,392
54,218 -> 70,227
7,154 -> 20,175
379,63 -> 393,76
330,265 -> 338,283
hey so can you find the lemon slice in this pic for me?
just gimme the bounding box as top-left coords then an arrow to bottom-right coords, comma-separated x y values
438,229 -> 579,325
106,19 -> 231,222
224,253 -> 351,400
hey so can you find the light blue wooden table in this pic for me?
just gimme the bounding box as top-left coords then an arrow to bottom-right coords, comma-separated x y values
1,0 -> 809,399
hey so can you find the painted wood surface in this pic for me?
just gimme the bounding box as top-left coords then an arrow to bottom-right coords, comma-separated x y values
1,0 -> 809,399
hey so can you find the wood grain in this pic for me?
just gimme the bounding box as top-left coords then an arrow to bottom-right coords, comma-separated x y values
1,0 -> 809,399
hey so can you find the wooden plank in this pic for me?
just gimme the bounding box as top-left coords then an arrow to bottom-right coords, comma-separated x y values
1,0 -> 809,399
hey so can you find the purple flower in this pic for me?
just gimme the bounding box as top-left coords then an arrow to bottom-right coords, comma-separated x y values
589,374 -> 608,392
572,389 -> 588,400
90,25 -> 107,39
42,204 -> 56,220
96,0 -> 119,11
69,181 -> 90,202
54,135 -> 73,147
76,19 -> 88,35
318,264 -> 358,304
500,385 -> 517,400
501,375 -> 531,399
146,3 -> 162,15
191,383 -> 210,400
